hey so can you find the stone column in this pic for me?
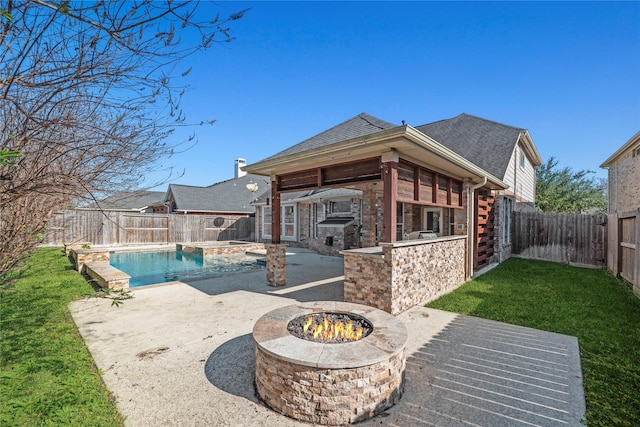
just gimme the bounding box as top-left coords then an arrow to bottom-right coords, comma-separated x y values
266,244 -> 286,286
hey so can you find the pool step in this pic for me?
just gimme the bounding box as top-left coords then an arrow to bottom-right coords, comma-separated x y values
84,262 -> 130,291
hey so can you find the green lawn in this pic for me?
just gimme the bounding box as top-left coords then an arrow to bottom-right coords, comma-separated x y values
428,258 -> 640,427
0,248 -> 124,426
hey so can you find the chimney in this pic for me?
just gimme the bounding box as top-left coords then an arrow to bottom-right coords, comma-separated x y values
235,158 -> 247,178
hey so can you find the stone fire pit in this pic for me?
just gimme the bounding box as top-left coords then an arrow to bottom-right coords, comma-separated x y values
253,301 -> 408,425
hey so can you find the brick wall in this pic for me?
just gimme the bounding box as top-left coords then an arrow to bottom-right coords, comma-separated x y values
608,150 -> 640,213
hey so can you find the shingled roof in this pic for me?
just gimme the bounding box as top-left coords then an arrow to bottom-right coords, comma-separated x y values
261,113 -> 398,162
168,174 -> 270,214
87,191 -> 166,211
415,113 -> 525,180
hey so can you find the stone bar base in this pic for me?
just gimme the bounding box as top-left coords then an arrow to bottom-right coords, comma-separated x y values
266,244 -> 286,286
342,236 -> 467,314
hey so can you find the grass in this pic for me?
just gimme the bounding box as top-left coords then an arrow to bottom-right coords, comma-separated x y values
428,258 -> 640,427
0,248 -> 124,427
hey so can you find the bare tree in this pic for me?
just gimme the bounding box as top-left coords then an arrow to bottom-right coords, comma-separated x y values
0,0 -> 248,279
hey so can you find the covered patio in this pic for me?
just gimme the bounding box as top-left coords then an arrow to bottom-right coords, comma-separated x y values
244,122 -> 508,314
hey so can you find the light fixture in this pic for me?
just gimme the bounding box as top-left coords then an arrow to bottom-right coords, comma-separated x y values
246,182 -> 259,192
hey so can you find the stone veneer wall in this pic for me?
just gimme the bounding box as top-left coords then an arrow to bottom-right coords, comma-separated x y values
266,244 -> 286,286
255,343 -> 405,425
343,236 -> 467,314
343,249 -> 392,313
70,249 -> 110,272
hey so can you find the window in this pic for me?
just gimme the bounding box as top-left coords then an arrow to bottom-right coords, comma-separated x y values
423,207 -> 442,235
330,200 -> 351,214
283,205 -> 296,240
448,208 -> 455,235
262,206 -> 272,238
310,203 -> 317,239
502,197 -> 513,244
396,202 -> 404,240
519,147 -> 526,169
261,204 -> 297,240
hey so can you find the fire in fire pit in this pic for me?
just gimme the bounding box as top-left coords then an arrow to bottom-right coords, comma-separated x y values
287,312 -> 373,343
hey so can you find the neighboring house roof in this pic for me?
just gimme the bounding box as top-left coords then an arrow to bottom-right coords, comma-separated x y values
85,191 -> 165,211
168,174 -> 269,213
415,113 -> 541,179
260,113 -> 398,163
601,130 -> 640,168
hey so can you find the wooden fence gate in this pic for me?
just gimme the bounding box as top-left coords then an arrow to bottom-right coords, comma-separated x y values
512,211 -> 607,268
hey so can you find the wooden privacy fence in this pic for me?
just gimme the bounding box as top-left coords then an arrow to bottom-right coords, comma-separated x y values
607,209 -> 639,296
42,210 -> 255,246
512,211 -> 607,268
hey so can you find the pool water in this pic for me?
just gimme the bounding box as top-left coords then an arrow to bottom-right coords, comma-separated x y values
110,250 -> 265,287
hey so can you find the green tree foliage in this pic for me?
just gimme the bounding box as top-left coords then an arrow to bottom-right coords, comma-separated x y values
536,157 -> 607,213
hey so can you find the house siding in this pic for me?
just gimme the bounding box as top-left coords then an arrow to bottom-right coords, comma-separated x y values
502,141 -> 536,207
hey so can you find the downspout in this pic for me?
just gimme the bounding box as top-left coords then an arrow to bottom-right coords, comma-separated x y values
467,176 -> 487,279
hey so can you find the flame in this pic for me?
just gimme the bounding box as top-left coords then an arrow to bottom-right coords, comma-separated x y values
305,315 -> 365,342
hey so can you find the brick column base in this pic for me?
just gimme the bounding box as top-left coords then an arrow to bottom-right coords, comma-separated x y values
266,244 -> 286,286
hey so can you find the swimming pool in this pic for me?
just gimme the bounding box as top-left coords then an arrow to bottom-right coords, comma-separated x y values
110,250 -> 265,287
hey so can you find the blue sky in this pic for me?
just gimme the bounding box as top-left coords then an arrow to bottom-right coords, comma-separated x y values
148,1 -> 639,189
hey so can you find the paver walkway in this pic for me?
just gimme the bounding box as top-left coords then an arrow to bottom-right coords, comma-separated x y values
363,316 -> 586,427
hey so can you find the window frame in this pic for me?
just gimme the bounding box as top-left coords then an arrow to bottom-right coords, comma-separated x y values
261,204 -> 297,241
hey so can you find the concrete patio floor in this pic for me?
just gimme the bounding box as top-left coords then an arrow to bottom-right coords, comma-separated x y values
69,248 -> 586,426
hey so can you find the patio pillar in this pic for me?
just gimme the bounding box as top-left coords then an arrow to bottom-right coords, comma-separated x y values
266,243 -> 286,286
382,151 -> 399,243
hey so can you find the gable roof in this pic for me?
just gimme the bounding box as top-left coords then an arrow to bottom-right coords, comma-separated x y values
260,113 -> 397,163
86,191 -> 165,211
168,174 -> 269,213
415,113 -> 537,179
